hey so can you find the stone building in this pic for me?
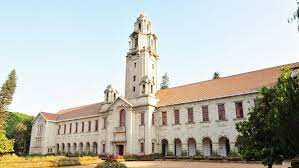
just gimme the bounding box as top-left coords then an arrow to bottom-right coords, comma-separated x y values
29,14 -> 299,157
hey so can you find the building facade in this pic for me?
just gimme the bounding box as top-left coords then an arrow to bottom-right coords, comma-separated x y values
29,14 -> 299,157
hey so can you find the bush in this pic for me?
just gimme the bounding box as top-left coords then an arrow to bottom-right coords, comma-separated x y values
95,161 -> 127,168
209,152 -> 222,160
227,151 -> 242,161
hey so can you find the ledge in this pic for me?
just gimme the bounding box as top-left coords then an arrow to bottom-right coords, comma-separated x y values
185,122 -> 196,125
233,118 -> 246,121
215,119 -> 228,122
200,121 -> 211,124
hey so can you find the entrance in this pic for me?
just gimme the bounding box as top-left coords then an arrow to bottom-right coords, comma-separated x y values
117,145 -> 124,156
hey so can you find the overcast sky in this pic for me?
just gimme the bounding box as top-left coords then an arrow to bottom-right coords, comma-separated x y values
0,0 -> 298,116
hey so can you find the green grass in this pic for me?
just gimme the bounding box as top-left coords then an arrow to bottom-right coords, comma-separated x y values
0,154 -> 102,168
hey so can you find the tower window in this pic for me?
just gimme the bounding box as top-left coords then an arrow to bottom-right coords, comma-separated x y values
152,64 -> 154,69
106,92 -> 109,101
139,23 -> 141,30
135,37 -> 138,48
133,87 -> 136,92
133,76 -> 136,81
151,85 -> 153,94
114,93 -> 116,100
142,84 -> 145,93
134,62 -> 137,68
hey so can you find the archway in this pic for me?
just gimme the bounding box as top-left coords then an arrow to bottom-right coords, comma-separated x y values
79,142 -> 83,154
56,143 -> 60,154
161,139 -> 168,157
86,142 -> 91,154
187,138 -> 196,156
93,142 -> 98,155
67,143 -> 71,153
174,138 -> 182,157
73,143 -> 77,154
62,143 -> 65,153
202,137 -> 212,157
219,137 -> 230,157
119,109 -> 126,127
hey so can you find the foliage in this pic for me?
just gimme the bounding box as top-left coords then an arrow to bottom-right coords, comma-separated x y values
181,150 -> 187,157
236,67 -> 299,168
212,72 -> 221,79
5,112 -> 34,155
167,151 -> 174,156
160,73 -> 170,89
95,161 -> 127,168
227,150 -> 242,161
288,0 -> 299,32
0,154 -> 101,168
0,130 -> 14,154
209,152 -> 221,160
0,69 -> 17,130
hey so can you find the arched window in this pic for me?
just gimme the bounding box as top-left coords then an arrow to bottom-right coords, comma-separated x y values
120,109 -> 126,127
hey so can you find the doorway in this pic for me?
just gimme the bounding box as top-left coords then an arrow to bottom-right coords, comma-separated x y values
117,145 -> 124,156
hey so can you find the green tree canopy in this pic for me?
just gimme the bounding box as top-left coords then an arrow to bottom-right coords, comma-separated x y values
160,73 -> 170,89
212,72 -> 220,79
236,67 -> 299,168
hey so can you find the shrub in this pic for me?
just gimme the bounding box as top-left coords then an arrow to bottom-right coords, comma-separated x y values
95,161 -> 127,168
227,151 -> 242,161
167,151 -> 174,156
181,150 -> 187,157
209,152 -> 222,160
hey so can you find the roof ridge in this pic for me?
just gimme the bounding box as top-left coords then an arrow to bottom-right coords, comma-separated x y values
56,102 -> 104,114
157,62 -> 298,93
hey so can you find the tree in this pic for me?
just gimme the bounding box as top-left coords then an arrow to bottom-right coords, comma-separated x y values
5,112 -> 33,155
160,73 -> 170,89
288,0 -> 299,32
213,72 -> 220,79
236,67 -> 299,168
0,69 -> 17,154
0,69 -> 17,130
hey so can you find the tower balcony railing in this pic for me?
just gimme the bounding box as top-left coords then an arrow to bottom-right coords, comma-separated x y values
114,126 -> 126,133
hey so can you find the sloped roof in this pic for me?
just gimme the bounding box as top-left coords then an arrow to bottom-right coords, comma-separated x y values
39,62 -> 299,121
156,62 -> 299,107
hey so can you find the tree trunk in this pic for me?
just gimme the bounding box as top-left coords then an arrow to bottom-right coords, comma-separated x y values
268,164 -> 273,168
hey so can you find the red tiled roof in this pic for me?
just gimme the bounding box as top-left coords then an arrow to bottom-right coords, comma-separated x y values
156,62 -> 299,107
40,112 -> 58,121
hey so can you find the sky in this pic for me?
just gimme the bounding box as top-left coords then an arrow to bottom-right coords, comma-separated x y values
0,0 -> 298,116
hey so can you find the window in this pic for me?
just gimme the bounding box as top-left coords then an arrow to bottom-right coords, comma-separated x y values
57,125 -> 61,135
202,106 -> 209,122
37,124 -> 43,136
69,123 -> 72,134
95,120 -> 99,132
103,117 -> 107,129
81,122 -> 84,132
174,109 -> 180,124
188,108 -> 194,123
162,111 -> 167,125
120,109 -> 126,127
106,92 -> 109,101
218,104 -> 226,120
102,144 -> 106,153
151,85 -> 153,94
142,84 -> 145,93
135,37 -> 138,48
235,102 -> 244,119
133,87 -> 136,92
134,62 -> 137,68
63,124 -> 66,134
152,143 -> 155,153
140,143 -> 144,153
138,23 -> 141,30
140,112 -> 145,126
88,121 -> 91,132
152,113 -> 155,125
152,64 -> 154,69
114,93 -> 116,100
133,76 -> 136,81
75,123 -> 78,133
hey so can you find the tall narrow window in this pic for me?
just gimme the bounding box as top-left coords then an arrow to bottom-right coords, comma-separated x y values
140,112 -> 145,126
202,106 -> 209,122
151,85 -> 153,94
218,104 -> 226,121
133,76 -> 136,81
188,108 -> 194,123
174,109 -> 180,124
162,111 -> 167,125
152,113 -> 155,125
95,120 -> 99,132
81,122 -> 84,132
88,121 -> 91,132
75,123 -> 78,133
102,144 -> 106,153
142,84 -> 145,93
135,37 -> 138,48
64,124 -> 66,134
69,123 -> 72,134
235,102 -> 244,119
106,92 -> 109,101
152,142 -> 155,153
120,109 -> 126,127
103,117 -> 107,129
133,87 -> 136,92
140,143 -> 144,153
134,62 -> 137,68
58,125 -> 61,135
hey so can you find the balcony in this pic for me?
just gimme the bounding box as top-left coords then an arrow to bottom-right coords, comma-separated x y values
114,127 -> 126,133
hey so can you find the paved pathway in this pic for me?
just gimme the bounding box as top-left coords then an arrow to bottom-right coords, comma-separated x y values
66,161 -> 284,168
